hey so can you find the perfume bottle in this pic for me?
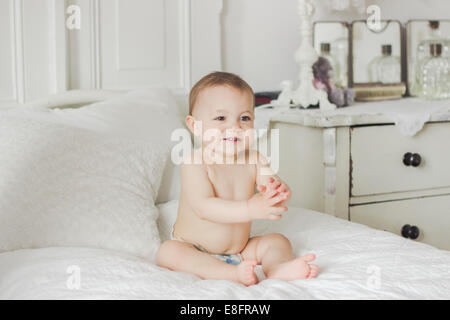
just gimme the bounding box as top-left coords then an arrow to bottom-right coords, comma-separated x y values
418,43 -> 450,100
413,21 -> 450,94
320,43 -> 340,85
416,21 -> 450,62
369,45 -> 401,84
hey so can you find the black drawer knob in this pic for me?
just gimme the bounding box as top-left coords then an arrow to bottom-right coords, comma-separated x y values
411,153 -> 421,167
401,224 -> 420,240
403,152 -> 422,167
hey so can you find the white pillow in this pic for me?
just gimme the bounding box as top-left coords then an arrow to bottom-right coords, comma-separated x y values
51,88 -> 187,204
0,109 -> 167,260
50,88 -> 184,140
157,155 -> 181,205
157,200 -> 180,242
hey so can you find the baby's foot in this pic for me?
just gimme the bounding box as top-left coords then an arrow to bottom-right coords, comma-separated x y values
267,254 -> 319,281
235,259 -> 258,286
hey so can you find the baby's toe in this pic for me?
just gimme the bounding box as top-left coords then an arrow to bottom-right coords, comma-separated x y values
300,253 -> 316,263
245,272 -> 257,285
308,265 -> 319,278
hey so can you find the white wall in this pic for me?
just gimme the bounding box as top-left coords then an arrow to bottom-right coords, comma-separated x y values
0,0 -> 222,107
67,0 -> 222,95
222,0 -> 450,92
67,0 -> 193,94
2,0 -> 449,105
0,0 -> 55,105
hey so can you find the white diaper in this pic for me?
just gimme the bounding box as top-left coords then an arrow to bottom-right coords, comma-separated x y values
170,226 -> 267,280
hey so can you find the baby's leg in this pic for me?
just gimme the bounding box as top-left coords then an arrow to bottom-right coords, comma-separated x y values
241,233 -> 319,280
156,240 -> 258,286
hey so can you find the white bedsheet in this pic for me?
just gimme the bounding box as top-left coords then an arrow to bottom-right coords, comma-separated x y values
1,201 -> 449,299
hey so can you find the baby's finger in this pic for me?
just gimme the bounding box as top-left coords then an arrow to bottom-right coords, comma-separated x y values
270,179 -> 281,189
279,190 -> 290,198
272,177 -> 281,186
257,185 -> 266,193
271,206 -> 288,214
268,214 -> 282,221
264,188 -> 279,199
277,183 -> 287,193
273,181 -> 281,189
268,194 -> 288,205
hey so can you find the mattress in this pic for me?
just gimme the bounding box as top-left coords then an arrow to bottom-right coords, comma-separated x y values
0,200 -> 449,299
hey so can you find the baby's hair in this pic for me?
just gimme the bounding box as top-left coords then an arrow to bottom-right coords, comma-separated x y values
189,71 -> 255,115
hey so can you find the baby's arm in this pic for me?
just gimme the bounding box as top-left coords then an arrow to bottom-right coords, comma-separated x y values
181,162 -> 286,223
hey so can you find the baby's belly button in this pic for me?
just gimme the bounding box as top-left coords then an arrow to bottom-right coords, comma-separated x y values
217,245 -> 243,255
201,226 -> 250,252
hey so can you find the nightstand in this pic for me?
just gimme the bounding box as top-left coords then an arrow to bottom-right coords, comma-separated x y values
267,98 -> 450,250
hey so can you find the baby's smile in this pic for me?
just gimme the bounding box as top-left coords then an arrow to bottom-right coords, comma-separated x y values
223,136 -> 240,143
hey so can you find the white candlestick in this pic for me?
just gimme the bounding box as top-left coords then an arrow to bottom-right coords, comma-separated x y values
273,0 -> 336,111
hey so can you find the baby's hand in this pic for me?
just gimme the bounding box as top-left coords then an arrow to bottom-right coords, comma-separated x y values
247,187 -> 288,221
257,177 -> 291,207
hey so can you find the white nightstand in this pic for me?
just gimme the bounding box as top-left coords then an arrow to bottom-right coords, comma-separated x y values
266,98 -> 450,250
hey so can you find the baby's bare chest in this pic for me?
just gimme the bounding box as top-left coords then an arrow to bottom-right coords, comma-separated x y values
206,164 -> 256,201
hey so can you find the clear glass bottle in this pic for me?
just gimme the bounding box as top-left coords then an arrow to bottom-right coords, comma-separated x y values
418,43 -> 450,100
368,54 -> 382,82
416,21 -> 450,62
320,43 -> 340,85
413,21 -> 450,94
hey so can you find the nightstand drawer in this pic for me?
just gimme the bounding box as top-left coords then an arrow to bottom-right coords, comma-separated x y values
350,194 -> 450,250
351,123 -> 450,196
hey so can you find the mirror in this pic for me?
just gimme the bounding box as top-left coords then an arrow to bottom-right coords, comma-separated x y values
351,20 -> 402,85
313,21 -> 350,88
407,20 -> 450,96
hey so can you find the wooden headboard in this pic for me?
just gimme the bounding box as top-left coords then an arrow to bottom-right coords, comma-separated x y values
0,0 -> 223,108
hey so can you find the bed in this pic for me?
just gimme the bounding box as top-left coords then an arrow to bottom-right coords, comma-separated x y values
0,88 -> 449,300
1,198 -> 449,300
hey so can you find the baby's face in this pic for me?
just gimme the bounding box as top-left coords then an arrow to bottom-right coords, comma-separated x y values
190,85 -> 254,159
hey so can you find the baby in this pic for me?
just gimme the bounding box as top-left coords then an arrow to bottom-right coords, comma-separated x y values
156,72 -> 318,286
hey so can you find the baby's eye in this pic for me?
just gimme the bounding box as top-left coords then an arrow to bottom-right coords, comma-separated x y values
215,116 -> 225,121
241,115 -> 252,121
